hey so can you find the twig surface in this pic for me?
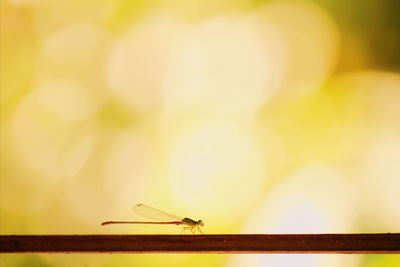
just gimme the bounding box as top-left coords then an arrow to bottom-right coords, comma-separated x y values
1,234 -> 399,254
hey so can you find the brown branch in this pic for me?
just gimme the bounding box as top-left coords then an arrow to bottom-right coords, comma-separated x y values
1,234 -> 399,254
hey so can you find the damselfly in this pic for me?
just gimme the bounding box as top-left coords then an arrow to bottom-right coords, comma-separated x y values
101,203 -> 204,234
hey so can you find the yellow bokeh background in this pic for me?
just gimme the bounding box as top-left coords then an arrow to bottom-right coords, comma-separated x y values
1,0 -> 400,266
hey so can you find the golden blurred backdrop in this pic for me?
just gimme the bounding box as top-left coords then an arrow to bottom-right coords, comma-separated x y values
1,0 -> 400,266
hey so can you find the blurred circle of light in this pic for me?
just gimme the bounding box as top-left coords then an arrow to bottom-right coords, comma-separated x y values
38,24 -> 110,119
242,165 -> 358,234
229,165 -> 359,267
37,79 -> 103,121
107,13 -> 187,113
256,0 -> 340,100
64,178 -> 103,229
361,134 -> 400,229
103,131 -> 153,217
41,23 -> 112,78
11,91 -> 97,180
30,0 -> 121,35
12,92 -> 63,178
167,119 -> 267,221
63,133 -> 97,179
162,15 -> 285,118
331,71 -> 400,128
328,71 -> 400,229
18,131 -> 95,219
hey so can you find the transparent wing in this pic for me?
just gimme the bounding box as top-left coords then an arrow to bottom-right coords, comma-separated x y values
132,204 -> 183,221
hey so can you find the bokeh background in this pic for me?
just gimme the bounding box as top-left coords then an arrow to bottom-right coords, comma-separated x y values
1,0 -> 400,266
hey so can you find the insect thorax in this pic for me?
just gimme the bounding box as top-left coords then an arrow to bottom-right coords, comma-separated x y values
182,217 -> 198,226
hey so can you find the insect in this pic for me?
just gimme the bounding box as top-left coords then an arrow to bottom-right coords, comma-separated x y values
101,203 -> 204,234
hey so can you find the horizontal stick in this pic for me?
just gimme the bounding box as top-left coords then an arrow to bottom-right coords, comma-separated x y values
0,234 -> 399,254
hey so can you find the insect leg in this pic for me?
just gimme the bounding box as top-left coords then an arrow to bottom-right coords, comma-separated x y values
182,226 -> 191,234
